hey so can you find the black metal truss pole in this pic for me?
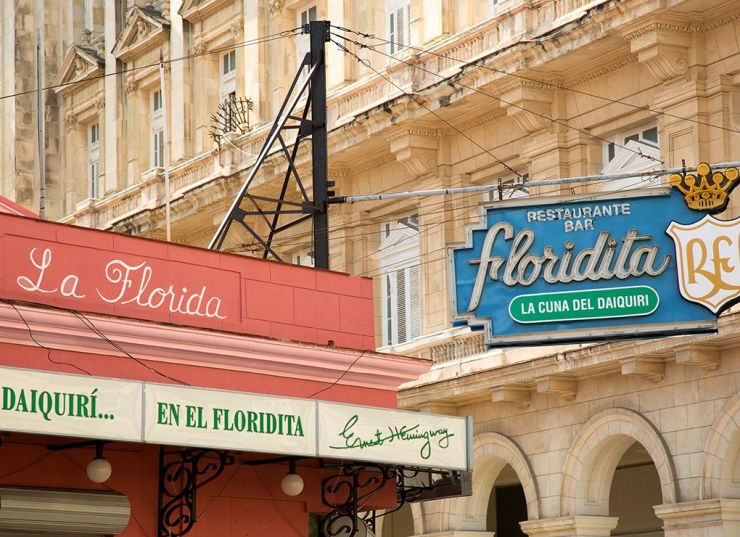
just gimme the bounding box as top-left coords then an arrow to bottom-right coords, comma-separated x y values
208,21 -> 332,268
310,20 -> 330,269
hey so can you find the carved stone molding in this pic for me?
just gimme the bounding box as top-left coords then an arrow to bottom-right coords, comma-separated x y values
387,130 -> 439,177
192,39 -> 208,56
620,357 -> 665,383
269,0 -> 285,16
230,19 -> 244,39
623,12 -> 740,41
93,92 -> 105,111
625,24 -> 690,83
536,375 -> 577,400
112,6 -> 170,63
491,385 -> 531,408
564,55 -> 638,88
674,345 -> 720,371
64,110 -> 78,131
499,83 -> 553,134
124,75 -> 139,95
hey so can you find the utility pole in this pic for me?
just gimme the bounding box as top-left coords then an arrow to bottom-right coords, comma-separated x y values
159,51 -> 171,242
208,22 -> 331,267
36,29 -> 46,219
309,20 -> 330,269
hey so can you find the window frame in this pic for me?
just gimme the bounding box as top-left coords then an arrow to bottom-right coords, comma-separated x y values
387,0 -> 410,55
88,122 -> 100,198
150,89 -> 164,169
378,216 -> 421,347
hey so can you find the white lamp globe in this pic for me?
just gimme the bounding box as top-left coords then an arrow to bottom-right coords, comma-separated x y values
86,457 -> 112,484
280,472 -> 304,496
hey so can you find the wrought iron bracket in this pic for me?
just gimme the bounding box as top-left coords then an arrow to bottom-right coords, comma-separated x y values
319,461 -> 472,536
157,447 -> 235,537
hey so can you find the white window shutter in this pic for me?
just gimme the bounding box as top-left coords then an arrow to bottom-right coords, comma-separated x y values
396,268 -> 407,344
409,264 -> 421,339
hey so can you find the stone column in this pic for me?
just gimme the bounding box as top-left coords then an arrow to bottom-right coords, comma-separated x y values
169,0 -> 187,161
622,18 -> 733,169
104,1 -> 121,193
520,515 -> 618,537
497,82 -> 572,194
654,499 -> 740,537
243,0 -> 265,122
413,530 -> 494,537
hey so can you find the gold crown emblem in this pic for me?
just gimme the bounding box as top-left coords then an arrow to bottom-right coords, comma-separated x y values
669,162 -> 739,213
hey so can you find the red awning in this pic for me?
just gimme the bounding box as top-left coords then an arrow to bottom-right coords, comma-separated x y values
0,195 -> 37,217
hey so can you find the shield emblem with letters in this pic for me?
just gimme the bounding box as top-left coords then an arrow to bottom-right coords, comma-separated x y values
667,215 -> 740,313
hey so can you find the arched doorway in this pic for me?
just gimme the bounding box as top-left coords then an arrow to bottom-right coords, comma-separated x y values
486,464 -> 528,537
442,433 -> 539,533
381,503 -> 415,537
561,408 -> 677,518
608,441 -> 664,536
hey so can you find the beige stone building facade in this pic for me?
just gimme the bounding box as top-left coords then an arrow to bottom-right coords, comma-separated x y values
2,0 -> 740,536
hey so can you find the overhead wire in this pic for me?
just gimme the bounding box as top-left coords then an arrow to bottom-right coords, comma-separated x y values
71,311 -> 190,386
332,25 -> 740,135
7,302 -> 92,376
332,31 -> 663,166
331,38 -> 525,180
0,29 -> 302,102
358,174 -> 666,279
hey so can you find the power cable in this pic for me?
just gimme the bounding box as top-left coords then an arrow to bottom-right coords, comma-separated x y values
71,311 -> 190,386
307,351 -> 367,398
7,302 -> 92,376
359,174 -> 666,279
0,29 -> 301,102
332,26 -> 740,135
332,32 -> 663,166
330,39 -> 525,180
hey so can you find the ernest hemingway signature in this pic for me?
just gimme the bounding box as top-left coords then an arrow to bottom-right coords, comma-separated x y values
329,414 -> 454,460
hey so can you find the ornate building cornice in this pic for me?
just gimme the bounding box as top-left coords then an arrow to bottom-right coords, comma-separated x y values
623,12 -> 740,40
564,55 -> 638,88
112,6 -> 170,63
52,44 -> 105,96
179,0 -> 232,23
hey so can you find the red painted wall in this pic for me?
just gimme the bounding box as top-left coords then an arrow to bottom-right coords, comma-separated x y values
0,342 -> 398,407
0,213 -> 375,350
0,433 -> 396,537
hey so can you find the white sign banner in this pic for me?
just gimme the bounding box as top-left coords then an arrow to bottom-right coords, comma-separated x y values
143,384 -> 317,456
318,402 -> 470,470
0,366 -> 471,470
0,366 -> 142,442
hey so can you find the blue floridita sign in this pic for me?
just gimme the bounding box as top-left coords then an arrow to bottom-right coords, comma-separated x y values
449,188 -> 718,346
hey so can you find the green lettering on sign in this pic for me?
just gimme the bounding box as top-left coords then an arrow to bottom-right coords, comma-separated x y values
509,286 -> 659,324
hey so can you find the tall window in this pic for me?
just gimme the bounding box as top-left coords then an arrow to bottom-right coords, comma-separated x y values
220,50 -> 238,131
601,123 -> 660,191
379,216 -> 421,346
296,5 -> 317,76
220,50 -> 236,99
88,122 -> 100,198
82,0 -> 91,31
150,89 -> 164,168
292,249 -> 315,267
388,0 -> 410,54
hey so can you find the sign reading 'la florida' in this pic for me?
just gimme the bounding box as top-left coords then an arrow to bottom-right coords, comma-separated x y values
3,236 -> 240,325
449,187 -> 721,346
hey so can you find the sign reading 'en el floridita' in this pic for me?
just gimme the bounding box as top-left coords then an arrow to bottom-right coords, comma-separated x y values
144,384 -> 317,456
449,163 -> 740,346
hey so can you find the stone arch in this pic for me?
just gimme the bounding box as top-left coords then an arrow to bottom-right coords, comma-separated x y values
560,408 -> 678,517
441,432 -> 540,531
702,394 -> 740,500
